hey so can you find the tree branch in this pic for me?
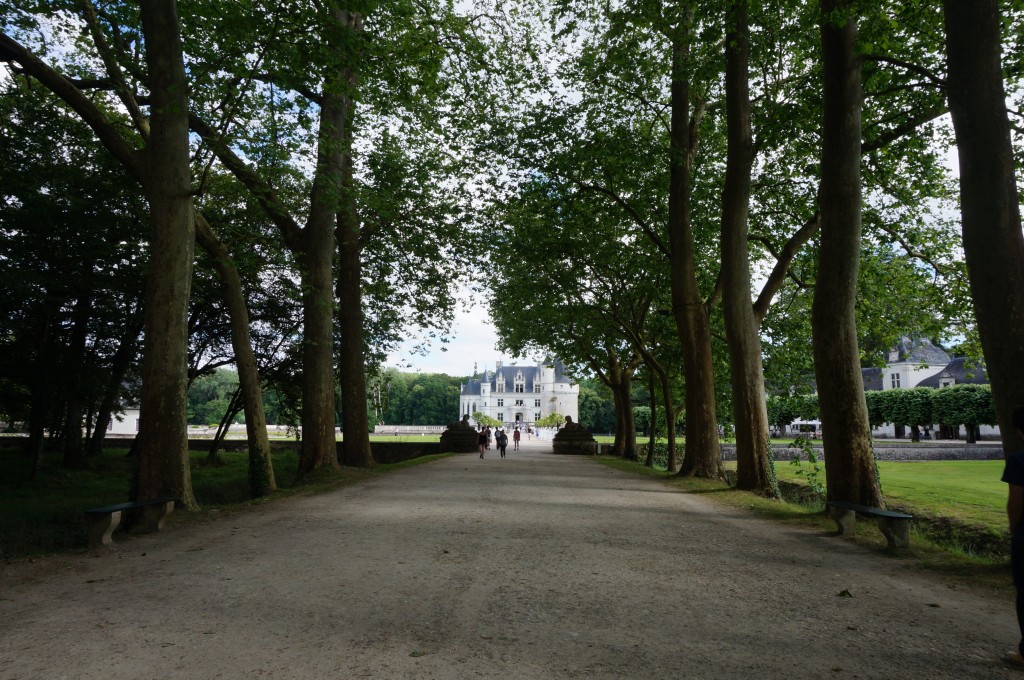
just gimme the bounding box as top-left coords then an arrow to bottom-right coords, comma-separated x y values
753,211 -> 821,323
188,112 -> 304,251
78,0 -> 150,139
569,178 -> 670,257
863,54 -> 946,87
0,31 -> 144,178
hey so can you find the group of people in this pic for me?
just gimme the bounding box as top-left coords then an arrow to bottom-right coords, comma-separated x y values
477,426 -> 524,459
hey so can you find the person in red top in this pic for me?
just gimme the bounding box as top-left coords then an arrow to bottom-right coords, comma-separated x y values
512,428 -> 521,450
1001,405 -> 1024,668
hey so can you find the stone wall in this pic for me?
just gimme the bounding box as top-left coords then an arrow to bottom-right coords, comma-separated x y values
721,442 -> 1005,462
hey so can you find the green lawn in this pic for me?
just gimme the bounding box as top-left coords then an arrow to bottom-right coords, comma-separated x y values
0,446 -> 449,558
774,459 -> 1008,533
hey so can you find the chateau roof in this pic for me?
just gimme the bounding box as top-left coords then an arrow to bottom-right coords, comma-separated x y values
916,357 -> 989,388
861,367 -> 883,391
892,336 -> 950,366
460,359 -> 574,396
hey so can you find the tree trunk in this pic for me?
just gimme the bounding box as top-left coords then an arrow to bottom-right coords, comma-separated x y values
334,10 -> 373,468
617,373 -> 637,460
720,0 -> 777,497
134,0 -> 197,509
667,13 -> 722,479
943,0 -> 1024,454
294,14 -> 349,476
208,388 -> 243,463
610,382 -> 626,455
813,1 -> 882,507
336,206 -> 372,467
88,313 -> 143,458
645,373 -> 657,467
26,293 -> 56,475
654,364 -> 678,471
194,214 -> 276,494
295,238 -> 339,475
62,279 -> 92,468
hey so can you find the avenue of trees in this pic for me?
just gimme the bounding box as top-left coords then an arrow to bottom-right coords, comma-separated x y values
483,0 -> 1024,508
1,1 -> 1022,514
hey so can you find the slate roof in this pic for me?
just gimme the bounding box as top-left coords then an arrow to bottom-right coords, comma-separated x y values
892,336 -> 951,366
916,357 -> 989,388
461,379 -> 484,396
460,360 -> 574,396
861,367 -> 883,391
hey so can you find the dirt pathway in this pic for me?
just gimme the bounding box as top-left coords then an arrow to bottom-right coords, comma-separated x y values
1,443 -> 1018,679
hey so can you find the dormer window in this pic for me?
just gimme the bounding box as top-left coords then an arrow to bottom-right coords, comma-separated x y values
514,370 -> 525,393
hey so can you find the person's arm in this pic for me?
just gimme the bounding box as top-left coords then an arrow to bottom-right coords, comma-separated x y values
1009,484 -> 1024,534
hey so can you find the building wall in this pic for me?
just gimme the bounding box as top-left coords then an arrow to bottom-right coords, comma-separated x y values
109,408 -> 140,435
460,362 -> 579,426
883,362 -> 947,391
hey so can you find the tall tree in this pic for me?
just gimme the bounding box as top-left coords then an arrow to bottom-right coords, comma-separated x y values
719,0 -> 777,495
812,0 -> 882,506
665,3 -> 722,479
131,0 -> 198,509
2,4 -> 277,500
942,0 -> 1024,452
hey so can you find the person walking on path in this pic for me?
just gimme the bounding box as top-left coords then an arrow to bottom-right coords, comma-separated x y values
1002,405 -> 1024,668
485,426 -> 493,450
478,427 -> 487,459
496,429 -> 508,458
512,428 -> 521,450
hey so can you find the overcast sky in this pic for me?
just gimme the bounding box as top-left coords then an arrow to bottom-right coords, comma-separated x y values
384,304 -> 542,377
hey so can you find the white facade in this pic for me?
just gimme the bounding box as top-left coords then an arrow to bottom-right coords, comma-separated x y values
879,342 -> 949,393
108,407 -> 140,435
460,360 -> 579,427
788,338 -> 998,439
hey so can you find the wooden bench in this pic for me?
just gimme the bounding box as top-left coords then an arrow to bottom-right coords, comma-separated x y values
84,497 -> 177,549
826,500 -> 913,549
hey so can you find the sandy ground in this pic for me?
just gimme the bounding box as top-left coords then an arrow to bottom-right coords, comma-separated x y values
1,437 -> 1020,679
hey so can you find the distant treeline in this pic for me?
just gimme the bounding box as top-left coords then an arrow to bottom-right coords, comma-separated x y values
189,367 -> 621,431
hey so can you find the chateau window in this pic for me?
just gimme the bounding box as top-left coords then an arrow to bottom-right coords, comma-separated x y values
515,383 -> 524,393
497,413 -> 504,421
515,399 -> 524,407
497,399 -> 504,407
891,373 -> 900,389
534,383 -> 541,392
534,412 -> 541,421
534,399 -> 541,407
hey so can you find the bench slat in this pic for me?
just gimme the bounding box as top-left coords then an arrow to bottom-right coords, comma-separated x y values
827,500 -> 912,520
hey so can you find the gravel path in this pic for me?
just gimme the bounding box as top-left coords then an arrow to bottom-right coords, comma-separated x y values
1,439 -> 1019,679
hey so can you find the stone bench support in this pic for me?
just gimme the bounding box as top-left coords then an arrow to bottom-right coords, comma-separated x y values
827,500 -> 913,550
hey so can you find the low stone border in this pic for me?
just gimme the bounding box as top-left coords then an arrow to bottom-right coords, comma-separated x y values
720,442 -> 1005,462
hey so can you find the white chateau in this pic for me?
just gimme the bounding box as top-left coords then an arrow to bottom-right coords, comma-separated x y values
460,360 -> 579,427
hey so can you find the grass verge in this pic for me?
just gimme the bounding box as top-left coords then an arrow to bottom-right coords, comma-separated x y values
0,448 -> 452,558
